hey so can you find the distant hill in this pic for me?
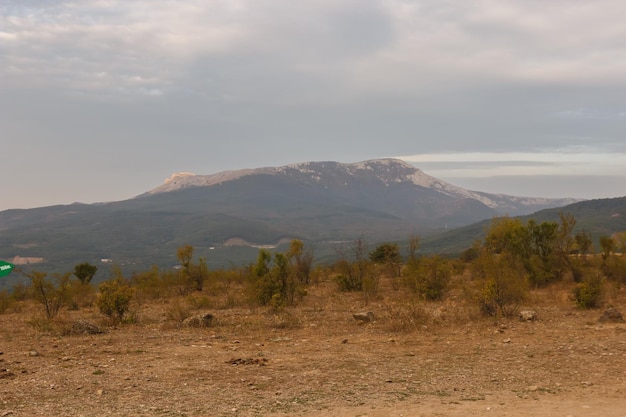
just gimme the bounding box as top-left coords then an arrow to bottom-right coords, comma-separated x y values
421,196 -> 626,255
0,158 -> 578,282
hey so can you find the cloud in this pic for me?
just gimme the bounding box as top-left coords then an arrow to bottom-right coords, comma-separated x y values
397,147 -> 626,178
2,0 -> 626,101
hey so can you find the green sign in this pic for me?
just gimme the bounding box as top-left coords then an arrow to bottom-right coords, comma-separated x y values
0,261 -> 15,277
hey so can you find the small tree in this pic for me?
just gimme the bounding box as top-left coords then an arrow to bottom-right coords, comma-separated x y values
176,245 -> 208,292
369,242 -> 402,278
28,271 -> 71,319
287,239 -> 314,285
248,248 -> 306,309
335,238 -> 372,292
599,235 -> 615,261
574,230 -> 593,257
404,255 -> 451,300
73,262 -> 98,285
472,252 -> 529,317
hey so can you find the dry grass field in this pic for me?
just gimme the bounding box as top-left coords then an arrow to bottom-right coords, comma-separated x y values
1,275 -> 625,417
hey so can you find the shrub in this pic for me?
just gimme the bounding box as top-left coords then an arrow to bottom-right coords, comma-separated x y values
0,290 -> 13,314
165,300 -> 192,324
334,239 -> 371,292
28,271 -> 71,319
187,294 -> 213,309
472,253 -> 529,317
97,277 -> 134,322
403,256 -> 451,301
67,280 -> 96,310
11,282 -> 29,301
601,255 -> 626,284
383,302 -> 428,333
335,261 -> 363,292
248,249 -> 306,309
573,273 -> 604,309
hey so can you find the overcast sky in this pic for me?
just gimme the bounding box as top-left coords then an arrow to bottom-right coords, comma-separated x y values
1,0 -> 625,211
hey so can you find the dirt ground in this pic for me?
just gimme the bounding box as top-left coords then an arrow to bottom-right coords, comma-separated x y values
1,281 -> 625,417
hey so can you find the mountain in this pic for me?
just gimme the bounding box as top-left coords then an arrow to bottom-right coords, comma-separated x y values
142,159 -> 576,216
0,158 -> 577,277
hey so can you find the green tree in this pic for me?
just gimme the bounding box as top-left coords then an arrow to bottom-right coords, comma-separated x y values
176,245 -> 207,292
286,239 -> 314,285
599,235 -> 615,261
574,230 -> 593,256
483,216 -> 573,287
369,243 -> 402,278
73,262 -> 98,285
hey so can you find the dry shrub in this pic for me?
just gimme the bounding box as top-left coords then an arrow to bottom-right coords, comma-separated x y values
268,311 -> 302,329
602,255 -> 626,284
187,294 -> 214,310
573,272 -> 604,309
165,299 -> 192,324
27,315 -> 75,335
472,253 -> 529,318
382,302 -> 429,333
403,256 -> 452,301
0,290 -> 14,314
67,281 -> 96,310
11,282 -> 29,301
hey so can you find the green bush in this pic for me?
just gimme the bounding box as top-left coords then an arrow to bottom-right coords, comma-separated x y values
403,256 -> 451,301
573,274 -> 604,309
472,253 -> 529,317
247,250 -> 306,310
97,277 -> 135,322
601,255 -> 626,284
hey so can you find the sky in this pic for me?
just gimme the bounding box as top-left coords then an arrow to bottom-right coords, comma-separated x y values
1,0 -> 625,211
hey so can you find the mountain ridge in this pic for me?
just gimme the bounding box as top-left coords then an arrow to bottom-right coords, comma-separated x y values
0,158 -> 585,276
142,158 -> 578,213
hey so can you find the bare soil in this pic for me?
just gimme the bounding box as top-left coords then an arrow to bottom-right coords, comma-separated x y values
1,281 -> 625,417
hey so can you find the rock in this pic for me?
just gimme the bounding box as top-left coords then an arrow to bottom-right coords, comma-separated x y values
519,310 -> 537,322
29,350 -> 40,357
599,308 -> 624,323
503,338 -> 511,344
72,320 -> 103,335
183,313 -> 215,328
0,368 -> 16,380
353,312 -> 375,323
